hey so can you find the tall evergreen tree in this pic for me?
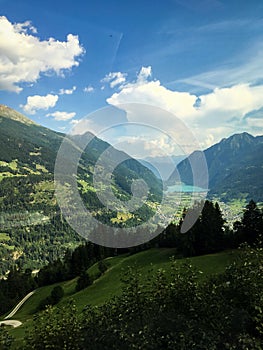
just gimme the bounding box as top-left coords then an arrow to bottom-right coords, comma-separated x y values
239,200 -> 263,245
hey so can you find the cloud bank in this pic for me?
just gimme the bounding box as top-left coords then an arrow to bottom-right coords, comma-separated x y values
106,66 -> 263,149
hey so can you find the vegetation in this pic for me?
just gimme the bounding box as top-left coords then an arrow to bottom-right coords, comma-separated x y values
38,286 -> 64,310
1,198 -> 262,320
4,245 -> 261,350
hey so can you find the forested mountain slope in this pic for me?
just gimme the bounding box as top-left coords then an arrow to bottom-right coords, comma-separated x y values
0,105 -> 161,274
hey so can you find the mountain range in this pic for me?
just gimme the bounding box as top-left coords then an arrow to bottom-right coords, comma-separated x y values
0,104 -> 262,275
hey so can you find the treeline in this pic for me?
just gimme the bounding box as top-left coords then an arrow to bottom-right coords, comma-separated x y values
154,199 -> 263,257
36,241 -> 113,286
4,244 -> 262,349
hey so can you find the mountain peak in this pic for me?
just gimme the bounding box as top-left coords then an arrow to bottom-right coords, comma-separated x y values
219,131 -> 253,144
0,104 -> 35,125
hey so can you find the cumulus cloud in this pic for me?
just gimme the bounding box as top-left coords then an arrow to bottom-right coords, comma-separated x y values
21,94 -> 58,114
101,71 -> 127,88
83,85 -> 94,93
0,16 -> 85,92
46,111 -> 76,121
106,67 -> 263,149
108,79 -> 197,120
59,86 -> 76,95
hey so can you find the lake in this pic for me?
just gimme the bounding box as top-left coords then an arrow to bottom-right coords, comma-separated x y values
165,184 -> 208,193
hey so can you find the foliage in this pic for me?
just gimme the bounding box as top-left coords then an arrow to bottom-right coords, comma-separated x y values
79,245 -> 263,349
75,271 -> 93,292
98,259 -> 108,275
158,200 -> 226,257
22,245 -> 263,349
234,200 -> 263,246
23,300 -> 81,350
0,325 -> 14,350
38,286 -> 64,310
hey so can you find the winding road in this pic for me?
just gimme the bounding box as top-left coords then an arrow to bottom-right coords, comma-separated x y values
0,290 -> 35,328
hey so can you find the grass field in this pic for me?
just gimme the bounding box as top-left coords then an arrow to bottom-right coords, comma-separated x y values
3,248 -> 238,345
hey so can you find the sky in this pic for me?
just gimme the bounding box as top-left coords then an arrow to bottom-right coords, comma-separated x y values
1,0 -> 263,158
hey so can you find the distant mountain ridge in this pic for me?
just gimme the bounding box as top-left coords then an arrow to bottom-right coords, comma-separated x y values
167,132 -> 263,202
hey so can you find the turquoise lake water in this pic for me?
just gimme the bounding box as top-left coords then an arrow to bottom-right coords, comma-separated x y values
165,184 -> 208,193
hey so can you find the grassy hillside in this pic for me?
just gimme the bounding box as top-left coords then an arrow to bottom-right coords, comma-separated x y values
5,248 -> 238,344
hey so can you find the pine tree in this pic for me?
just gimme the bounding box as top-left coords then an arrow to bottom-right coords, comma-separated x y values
241,200 -> 263,245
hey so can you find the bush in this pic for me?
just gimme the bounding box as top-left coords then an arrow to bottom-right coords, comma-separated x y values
38,285 -> 64,310
98,260 -> 108,275
75,271 -> 93,292
23,300 -> 81,350
0,325 -> 13,350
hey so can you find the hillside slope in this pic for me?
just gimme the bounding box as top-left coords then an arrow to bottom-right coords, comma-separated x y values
4,248 -> 238,345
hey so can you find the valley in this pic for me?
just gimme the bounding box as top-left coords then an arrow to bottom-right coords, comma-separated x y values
0,105 -> 262,349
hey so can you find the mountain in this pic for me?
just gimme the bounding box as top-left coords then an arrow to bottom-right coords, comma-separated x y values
167,132 -> 263,202
0,105 -> 162,274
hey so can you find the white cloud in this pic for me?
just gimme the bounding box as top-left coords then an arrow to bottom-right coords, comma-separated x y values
197,84 -> 263,122
46,111 -> 76,121
83,85 -> 94,93
101,71 -> 127,88
108,79 -> 197,120
0,16 -> 85,92
106,67 -> 263,150
59,86 -> 76,95
21,94 -> 58,114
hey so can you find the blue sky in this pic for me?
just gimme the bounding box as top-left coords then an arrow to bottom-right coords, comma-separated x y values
1,0 -> 263,157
